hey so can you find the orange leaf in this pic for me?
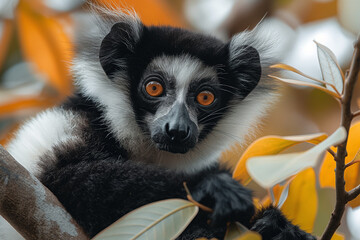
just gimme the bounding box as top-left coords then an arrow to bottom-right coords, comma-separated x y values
0,20 -> 13,72
16,0 -> 74,97
331,233 -> 344,240
280,169 -> 317,233
233,133 -> 327,185
0,96 -> 56,118
23,0 -> 85,15
320,122 -> 360,207
93,0 -> 186,27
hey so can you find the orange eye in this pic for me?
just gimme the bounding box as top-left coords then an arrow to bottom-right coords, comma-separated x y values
196,91 -> 215,106
145,81 -> 164,97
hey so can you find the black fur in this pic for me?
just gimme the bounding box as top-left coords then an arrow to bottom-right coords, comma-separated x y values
38,103 -> 253,238
38,95 -> 314,240
251,206 -> 317,240
34,16 -> 315,240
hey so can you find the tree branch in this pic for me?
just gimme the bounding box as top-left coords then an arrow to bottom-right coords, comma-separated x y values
321,36 -> 360,240
353,109 -> 360,118
347,184 -> 360,202
327,148 -> 336,158
0,145 -> 89,240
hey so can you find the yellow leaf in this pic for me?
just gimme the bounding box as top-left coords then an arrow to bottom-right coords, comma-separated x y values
351,149 -> 360,163
331,232 -> 344,240
235,232 -> 262,240
16,0 -> 74,97
246,127 -> 346,188
224,222 -> 248,240
269,75 -> 341,99
233,133 -> 327,185
281,168 -> 317,233
320,122 -> 360,207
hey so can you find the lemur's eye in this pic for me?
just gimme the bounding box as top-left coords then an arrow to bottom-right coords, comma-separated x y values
196,91 -> 215,106
145,81 -> 164,97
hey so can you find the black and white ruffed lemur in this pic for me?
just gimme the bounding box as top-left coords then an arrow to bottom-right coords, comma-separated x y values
0,7 -> 316,240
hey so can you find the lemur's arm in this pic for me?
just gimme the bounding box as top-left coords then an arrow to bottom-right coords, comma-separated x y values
251,206 -> 316,240
188,170 -> 316,240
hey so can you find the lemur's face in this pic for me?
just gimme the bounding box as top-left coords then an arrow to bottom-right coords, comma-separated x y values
138,55 -> 218,153
99,20 -> 262,154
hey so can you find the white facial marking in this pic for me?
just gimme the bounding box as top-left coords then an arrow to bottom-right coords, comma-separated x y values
149,55 -> 217,103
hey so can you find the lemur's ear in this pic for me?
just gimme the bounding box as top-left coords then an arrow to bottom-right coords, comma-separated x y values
99,18 -> 144,78
227,39 -> 261,98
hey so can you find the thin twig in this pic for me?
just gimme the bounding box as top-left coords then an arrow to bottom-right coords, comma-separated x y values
345,160 -> 360,169
347,184 -> 360,202
353,109 -> 360,118
327,149 -> 336,158
321,36 -> 360,240
183,182 -> 213,213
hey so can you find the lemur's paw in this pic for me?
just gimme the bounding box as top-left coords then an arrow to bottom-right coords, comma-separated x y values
250,206 -> 316,240
192,172 -> 254,227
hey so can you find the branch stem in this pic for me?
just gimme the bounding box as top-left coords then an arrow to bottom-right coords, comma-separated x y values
347,184 -> 360,202
321,37 -> 360,240
0,145 -> 88,240
327,149 -> 336,158
353,110 -> 360,118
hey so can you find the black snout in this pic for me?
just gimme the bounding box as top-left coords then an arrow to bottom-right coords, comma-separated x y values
163,104 -> 192,143
150,103 -> 198,153
165,122 -> 190,142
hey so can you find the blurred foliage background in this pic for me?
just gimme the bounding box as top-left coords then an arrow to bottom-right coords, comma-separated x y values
0,0 -> 359,239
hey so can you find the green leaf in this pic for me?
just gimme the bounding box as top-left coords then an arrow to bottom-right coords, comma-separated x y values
246,127 -> 347,188
92,199 -> 199,240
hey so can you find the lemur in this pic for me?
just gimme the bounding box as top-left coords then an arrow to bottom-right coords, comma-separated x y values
0,7 -> 316,240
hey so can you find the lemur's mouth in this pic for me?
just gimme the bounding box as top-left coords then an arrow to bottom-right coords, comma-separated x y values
156,143 -> 190,154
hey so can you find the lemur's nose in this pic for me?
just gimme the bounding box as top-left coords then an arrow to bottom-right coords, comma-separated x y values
163,103 -> 192,142
165,122 -> 190,142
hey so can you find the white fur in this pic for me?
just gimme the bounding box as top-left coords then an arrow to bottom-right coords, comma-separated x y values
73,58 -> 148,156
1,109 -> 84,240
6,108 -> 84,176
